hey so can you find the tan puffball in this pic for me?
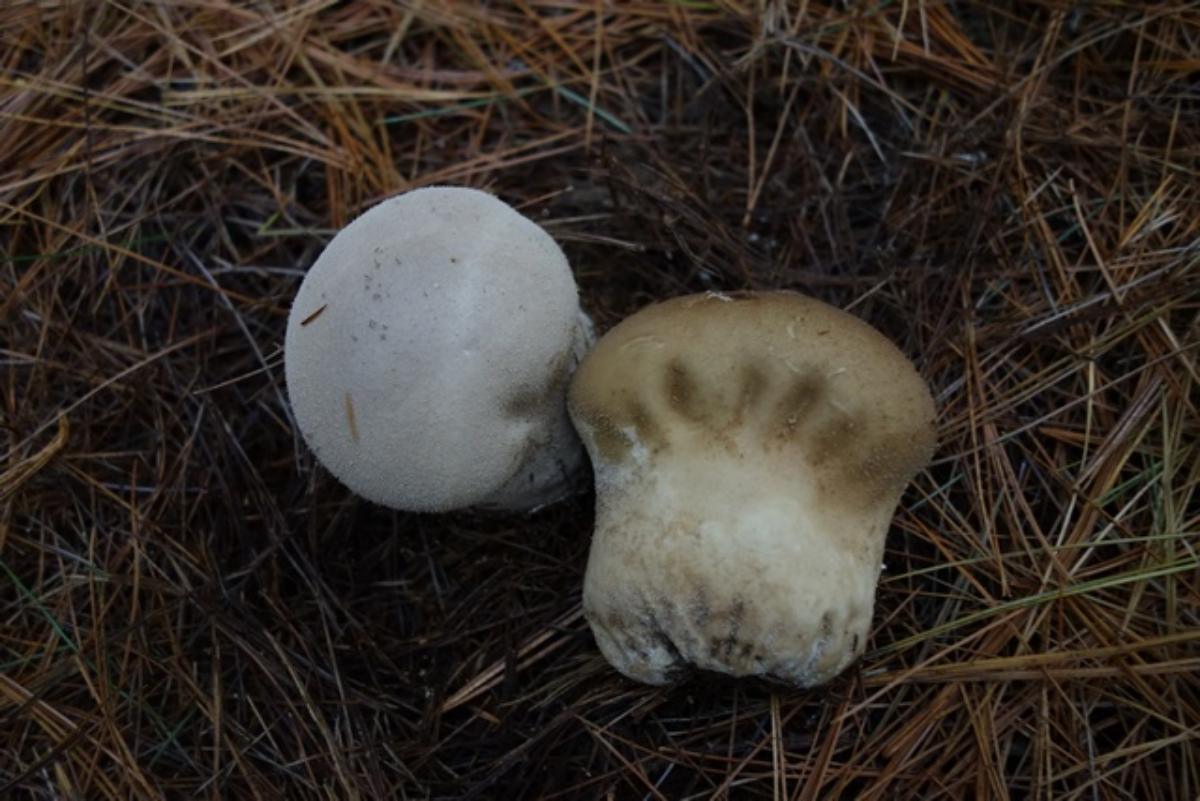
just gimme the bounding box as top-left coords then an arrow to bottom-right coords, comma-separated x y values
568,291 -> 936,686
285,186 -> 592,513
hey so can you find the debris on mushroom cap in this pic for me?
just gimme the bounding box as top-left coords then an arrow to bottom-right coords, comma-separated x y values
284,186 -> 593,513
567,290 -> 936,686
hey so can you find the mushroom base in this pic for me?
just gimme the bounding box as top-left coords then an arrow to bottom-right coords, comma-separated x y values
582,453 -> 897,686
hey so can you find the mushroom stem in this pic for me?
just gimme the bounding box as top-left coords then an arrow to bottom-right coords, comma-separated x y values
581,439 -> 887,686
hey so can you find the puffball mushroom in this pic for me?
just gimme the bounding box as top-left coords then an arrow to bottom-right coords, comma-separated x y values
568,291 -> 936,686
284,186 -> 592,512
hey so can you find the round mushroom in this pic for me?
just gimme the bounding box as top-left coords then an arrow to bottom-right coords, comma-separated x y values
285,186 -> 592,512
568,291 -> 936,685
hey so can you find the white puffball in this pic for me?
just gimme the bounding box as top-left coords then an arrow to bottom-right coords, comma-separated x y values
285,186 -> 592,512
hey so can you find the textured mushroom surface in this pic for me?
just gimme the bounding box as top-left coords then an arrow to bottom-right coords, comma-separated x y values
568,291 -> 936,685
285,186 -> 591,512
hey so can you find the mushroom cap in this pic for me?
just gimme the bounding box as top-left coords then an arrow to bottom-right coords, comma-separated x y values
285,186 -> 590,512
568,290 -> 936,685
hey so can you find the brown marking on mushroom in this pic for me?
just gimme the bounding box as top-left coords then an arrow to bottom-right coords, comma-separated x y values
823,424 -> 935,509
664,358 -> 704,422
728,597 -> 746,620
742,363 -> 770,403
652,598 -> 678,630
733,362 -> 769,424
723,598 -> 745,658
808,407 -> 863,467
819,611 -> 835,641
299,304 -> 327,326
343,391 -> 359,443
543,349 -> 572,392
856,443 -> 908,492
774,373 -> 825,438
579,411 -> 632,462
627,400 -> 665,450
641,601 -> 686,667
503,349 -> 572,418
503,387 -> 543,418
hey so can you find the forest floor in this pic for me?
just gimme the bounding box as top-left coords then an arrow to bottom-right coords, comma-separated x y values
1,2 -> 1197,798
